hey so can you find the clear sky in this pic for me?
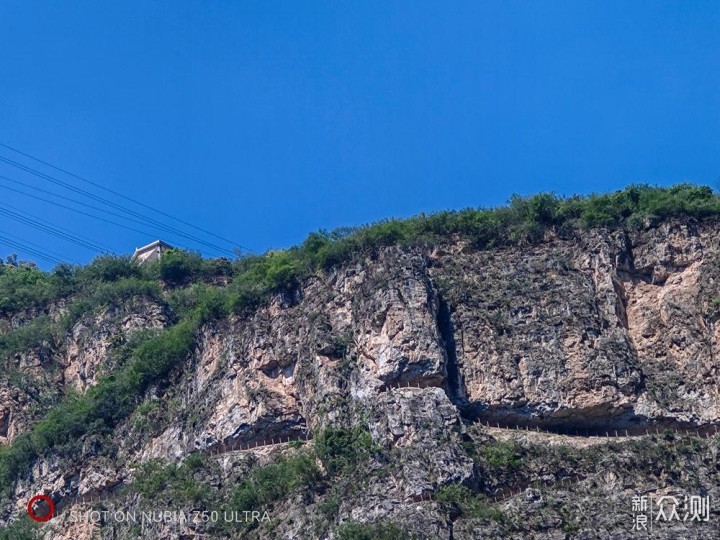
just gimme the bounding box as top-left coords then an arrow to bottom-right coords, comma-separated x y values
1,1 -> 718,267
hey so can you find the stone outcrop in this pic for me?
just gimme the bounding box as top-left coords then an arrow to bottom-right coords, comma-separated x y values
3,218 -> 720,539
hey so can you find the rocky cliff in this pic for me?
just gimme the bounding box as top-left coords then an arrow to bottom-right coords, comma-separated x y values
1,217 -> 720,539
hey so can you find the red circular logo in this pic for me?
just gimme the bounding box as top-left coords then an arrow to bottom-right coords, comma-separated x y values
27,494 -> 55,522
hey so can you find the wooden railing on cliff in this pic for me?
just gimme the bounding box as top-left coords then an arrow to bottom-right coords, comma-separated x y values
378,380 -> 720,504
50,430 -> 313,518
405,425 -> 720,505
42,379 -> 720,519
378,379 -> 720,438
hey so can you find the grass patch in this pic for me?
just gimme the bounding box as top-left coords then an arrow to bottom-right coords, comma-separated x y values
228,453 -> 321,512
335,521 -> 415,540
0,316 -> 56,363
434,483 -> 504,521
314,426 -> 375,476
479,440 -> 522,470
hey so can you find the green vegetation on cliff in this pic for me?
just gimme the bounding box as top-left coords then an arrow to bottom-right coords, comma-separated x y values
125,426 -> 377,536
0,182 -> 718,504
2,183 -> 719,317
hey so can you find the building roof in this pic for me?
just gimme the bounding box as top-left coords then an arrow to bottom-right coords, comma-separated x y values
132,240 -> 174,259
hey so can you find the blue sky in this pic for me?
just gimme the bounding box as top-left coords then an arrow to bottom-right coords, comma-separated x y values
1,1 -> 719,267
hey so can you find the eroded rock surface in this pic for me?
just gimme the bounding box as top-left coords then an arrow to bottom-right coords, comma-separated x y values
3,219 -> 720,539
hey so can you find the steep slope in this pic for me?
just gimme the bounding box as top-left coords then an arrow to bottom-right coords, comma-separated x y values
1,213 -> 720,539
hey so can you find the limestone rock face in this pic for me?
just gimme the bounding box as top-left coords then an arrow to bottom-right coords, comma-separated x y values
64,299 -> 171,391
3,218 -> 720,539
429,221 -> 720,431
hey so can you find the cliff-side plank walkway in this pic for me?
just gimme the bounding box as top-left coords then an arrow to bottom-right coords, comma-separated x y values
405,426 -> 720,505
49,431 -> 313,518
380,379 -> 720,438
37,380 -> 720,521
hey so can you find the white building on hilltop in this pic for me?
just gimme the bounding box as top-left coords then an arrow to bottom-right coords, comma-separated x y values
132,240 -> 173,265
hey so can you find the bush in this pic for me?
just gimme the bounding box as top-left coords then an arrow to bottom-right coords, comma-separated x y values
479,440 -> 522,470
134,456 -> 209,504
708,297 -> 720,317
226,251 -> 304,313
148,249 -> 204,287
0,316 -> 56,363
79,255 -> 141,283
0,514 -> 39,539
229,454 -> 321,511
0,264 -> 75,314
434,484 -> 504,520
61,277 -> 164,330
314,426 -> 374,476
335,521 -> 415,540
167,283 -> 231,321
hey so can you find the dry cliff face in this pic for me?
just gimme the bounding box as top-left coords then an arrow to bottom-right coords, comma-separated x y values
132,252 -> 451,462
0,299 -> 170,446
4,218 -> 720,539
431,221 -> 720,430
0,302 -> 67,444
64,299 -> 171,391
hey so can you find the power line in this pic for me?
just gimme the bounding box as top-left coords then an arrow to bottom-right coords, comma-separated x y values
0,233 -> 66,265
0,173 -> 160,227
0,178 -> 195,252
3,232 -> 70,262
0,203 -> 110,253
0,175 -> 201,253
0,154 -> 238,257
0,142 -> 256,254
0,231 -> 68,265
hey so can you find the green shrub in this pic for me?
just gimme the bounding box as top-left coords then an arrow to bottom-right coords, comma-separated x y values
707,297 -> 720,318
318,490 -> 341,519
0,514 -> 40,539
335,521 -> 414,540
479,440 -> 522,470
314,426 -> 374,476
134,456 -> 209,504
227,250 -> 304,312
147,249 -> 204,287
79,255 -> 141,283
0,316 -> 56,363
0,264 -> 76,314
61,277 -> 164,330
229,454 -> 321,511
435,484 -> 504,521
167,283 -> 230,320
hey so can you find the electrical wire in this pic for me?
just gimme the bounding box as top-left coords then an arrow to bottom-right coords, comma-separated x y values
0,179 -> 195,252
0,233 -> 67,265
0,203 -> 110,253
0,142 -> 256,254
0,154 -> 238,257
